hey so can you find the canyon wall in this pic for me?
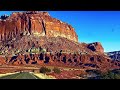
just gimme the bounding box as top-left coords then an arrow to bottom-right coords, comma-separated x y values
0,11 -> 78,42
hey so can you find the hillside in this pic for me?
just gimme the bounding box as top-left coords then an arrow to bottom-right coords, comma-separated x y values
0,11 -> 119,74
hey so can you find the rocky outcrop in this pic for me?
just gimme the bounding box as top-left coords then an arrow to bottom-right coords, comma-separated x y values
0,11 -> 78,42
87,42 -> 104,53
3,52 -> 119,71
0,35 -> 96,56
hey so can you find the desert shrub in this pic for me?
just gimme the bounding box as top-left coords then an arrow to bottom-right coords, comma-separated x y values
100,71 -> 114,79
86,69 -> 120,79
53,67 -> 61,74
0,51 -> 2,55
40,67 -> 51,73
30,48 -> 39,53
40,48 -> 46,54
114,74 -> 120,79
28,47 -> 47,54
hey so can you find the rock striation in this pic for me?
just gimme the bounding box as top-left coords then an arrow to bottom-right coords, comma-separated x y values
0,11 -> 78,42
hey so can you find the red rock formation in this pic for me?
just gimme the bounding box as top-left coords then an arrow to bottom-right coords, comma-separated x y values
0,35 -> 95,55
87,42 -> 104,53
0,57 -> 6,65
0,11 -> 78,42
1,52 -> 118,72
0,11 -> 119,73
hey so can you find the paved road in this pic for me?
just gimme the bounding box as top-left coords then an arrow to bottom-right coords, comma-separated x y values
0,72 -> 40,79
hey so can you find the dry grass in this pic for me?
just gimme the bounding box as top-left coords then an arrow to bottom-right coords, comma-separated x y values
33,73 -> 56,79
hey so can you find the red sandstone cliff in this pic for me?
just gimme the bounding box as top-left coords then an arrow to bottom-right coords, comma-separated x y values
0,11 -> 78,42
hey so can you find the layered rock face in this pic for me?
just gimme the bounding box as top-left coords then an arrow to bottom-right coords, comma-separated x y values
5,53 -> 119,72
0,11 -> 78,42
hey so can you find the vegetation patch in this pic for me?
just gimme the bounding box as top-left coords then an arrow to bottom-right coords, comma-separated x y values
87,69 -> 120,79
39,67 -> 51,74
53,67 -> 61,74
100,70 -> 120,79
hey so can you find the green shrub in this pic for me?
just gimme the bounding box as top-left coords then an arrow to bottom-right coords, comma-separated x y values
86,69 -> 120,79
0,51 -> 2,55
53,67 -> 61,74
114,74 -> 120,79
31,48 -> 39,53
100,70 -> 120,79
40,48 -> 46,54
40,67 -> 51,73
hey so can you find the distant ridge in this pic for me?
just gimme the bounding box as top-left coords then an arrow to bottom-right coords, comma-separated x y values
106,51 -> 120,61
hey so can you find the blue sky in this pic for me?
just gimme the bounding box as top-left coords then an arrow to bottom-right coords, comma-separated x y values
0,11 -> 120,52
